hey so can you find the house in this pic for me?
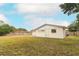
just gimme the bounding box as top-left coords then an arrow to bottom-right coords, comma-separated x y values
31,24 -> 67,38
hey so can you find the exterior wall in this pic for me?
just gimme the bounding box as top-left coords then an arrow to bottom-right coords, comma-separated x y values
32,25 -> 66,38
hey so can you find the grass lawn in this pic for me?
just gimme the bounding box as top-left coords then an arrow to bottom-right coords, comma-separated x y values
0,35 -> 79,56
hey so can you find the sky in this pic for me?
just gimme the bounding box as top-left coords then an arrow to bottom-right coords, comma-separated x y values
0,3 -> 77,31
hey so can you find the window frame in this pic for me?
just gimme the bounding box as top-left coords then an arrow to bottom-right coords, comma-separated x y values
51,29 -> 56,33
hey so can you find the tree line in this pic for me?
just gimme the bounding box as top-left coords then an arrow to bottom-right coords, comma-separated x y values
0,21 -> 27,36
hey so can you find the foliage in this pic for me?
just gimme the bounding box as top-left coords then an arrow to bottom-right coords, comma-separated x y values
60,3 -> 79,15
68,21 -> 77,32
60,3 -> 79,36
0,24 -> 15,36
0,20 -> 28,36
17,28 -> 27,31
68,14 -> 79,32
76,14 -> 79,29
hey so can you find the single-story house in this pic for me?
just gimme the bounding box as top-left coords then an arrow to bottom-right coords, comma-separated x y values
31,24 -> 67,38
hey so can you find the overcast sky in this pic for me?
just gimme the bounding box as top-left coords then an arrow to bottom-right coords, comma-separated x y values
0,3 -> 77,31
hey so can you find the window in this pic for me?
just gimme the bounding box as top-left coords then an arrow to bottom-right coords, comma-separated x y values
41,30 -> 45,32
51,29 -> 56,33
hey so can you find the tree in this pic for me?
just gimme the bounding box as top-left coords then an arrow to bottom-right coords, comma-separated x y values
68,22 -> 77,35
0,24 -> 15,36
17,28 -> 27,31
60,3 -> 79,36
0,20 -> 28,36
68,14 -> 79,36
76,14 -> 79,28
68,22 -> 76,32
60,3 -> 79,15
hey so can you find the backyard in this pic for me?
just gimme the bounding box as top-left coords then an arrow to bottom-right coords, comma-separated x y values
0,35 -> 79,56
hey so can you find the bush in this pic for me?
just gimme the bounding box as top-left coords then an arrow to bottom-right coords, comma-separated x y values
0,24 -> 14,36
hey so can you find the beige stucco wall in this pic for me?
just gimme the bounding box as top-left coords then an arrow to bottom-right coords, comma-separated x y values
32,25 -> 66,38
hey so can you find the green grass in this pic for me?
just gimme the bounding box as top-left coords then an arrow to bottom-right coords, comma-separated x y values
0,35 -> 79,56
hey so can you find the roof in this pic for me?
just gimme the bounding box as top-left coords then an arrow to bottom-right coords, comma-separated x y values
31,24 -> 67,32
